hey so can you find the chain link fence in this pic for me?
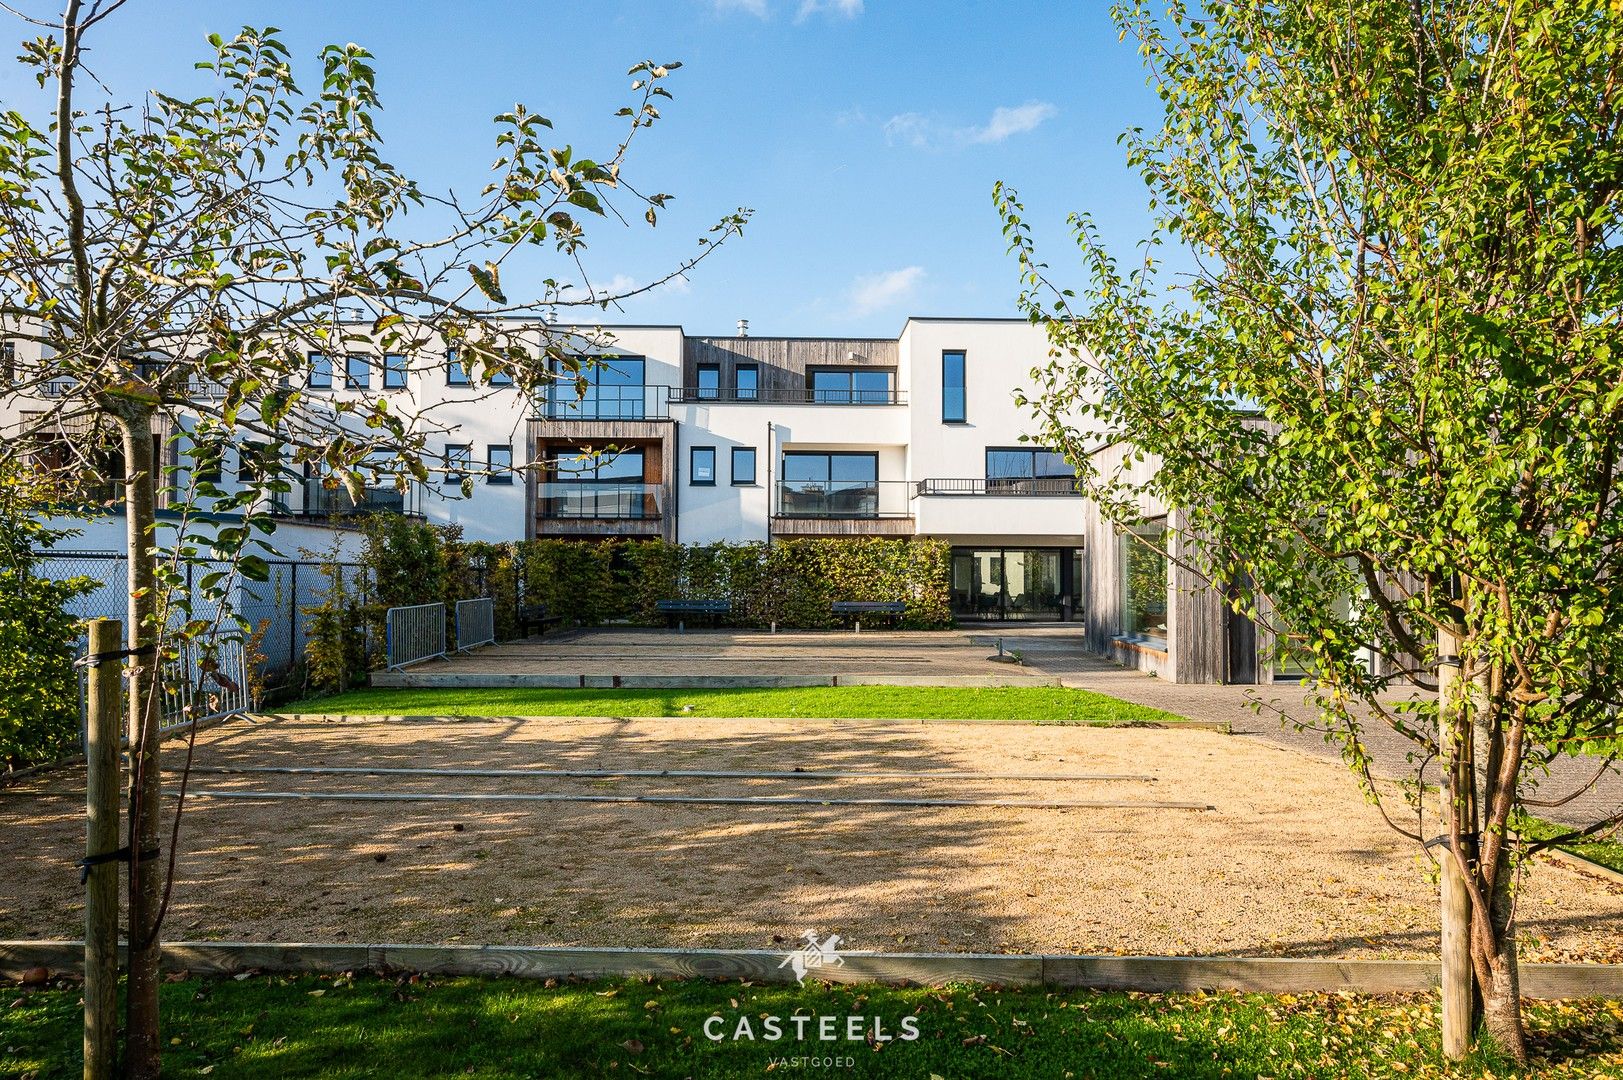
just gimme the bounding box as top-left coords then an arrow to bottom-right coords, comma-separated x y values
33,550 -> 369,708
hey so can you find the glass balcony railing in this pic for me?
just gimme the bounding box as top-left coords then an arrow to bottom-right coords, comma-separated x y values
775,480 -> 913,518
298,478 -> 423,518
537,481 -> 662,520
539,384 -> 669,421
670,386 -> 905,405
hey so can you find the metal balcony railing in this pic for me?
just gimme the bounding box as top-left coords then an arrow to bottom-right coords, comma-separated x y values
775,480 -> 914,519
537,384 -> 670,421
297,477 -> 424,518
670,386 -> 906,406
537,481 -> 662,520
915,477 -> 1083,496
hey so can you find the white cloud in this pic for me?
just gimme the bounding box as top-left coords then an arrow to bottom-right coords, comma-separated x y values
882,100 -> 1058,150
597,273 -> 640,298
969,100 -> 1058,144
847,266 -> 924,317
797,0 -> 863,21
713,0 -> 767,16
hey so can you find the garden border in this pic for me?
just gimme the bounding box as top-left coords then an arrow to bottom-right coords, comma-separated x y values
3,941 -> 1621,998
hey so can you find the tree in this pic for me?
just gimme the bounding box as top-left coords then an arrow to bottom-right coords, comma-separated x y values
998,0 -> 1621,1063
0,3 -> 747,1074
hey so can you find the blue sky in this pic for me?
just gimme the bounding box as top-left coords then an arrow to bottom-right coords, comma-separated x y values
2,1 -> 1171,337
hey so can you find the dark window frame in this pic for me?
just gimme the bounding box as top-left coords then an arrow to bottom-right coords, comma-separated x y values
447,351 -> 472,387
308,351 -> 333,390
731,446 -> 757,486
383,353 -> 408,390
344,353 -> 371,390
734,364 -> 759,401
808,366 -> 896,404
942,350 -> 966,423
696,363 -> 721,400
487,444 -> 514,485
444,443 -> 472,485
690,445 -> 717,486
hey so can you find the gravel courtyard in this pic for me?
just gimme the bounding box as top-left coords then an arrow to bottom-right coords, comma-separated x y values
1,714 -> 1618,961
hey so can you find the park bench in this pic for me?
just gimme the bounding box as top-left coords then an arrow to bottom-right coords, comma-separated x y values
832,600 -> 907,631
517,604 -> 564,637
657,598 -> 731,629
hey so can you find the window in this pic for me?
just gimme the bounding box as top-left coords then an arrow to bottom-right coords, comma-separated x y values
731,446 -> 757,485
985,447 -> 1074,492
735,364 -> 758,401
444,443 -> 472,485
487,444 -> 513,484
1,340 -> 14,383
810,367 -> 893,404
237,441 -> 277,483
192,444 -> 223,485
345,354 -> 371,390
780,451 -> 878,516
1120,519 -> 1169,646
447,351 -> 472,386
383,353 -> 408,390
544,446 -> 649,519
696,364 -> 721,400
308,352 -> 333,389
690,446 -> 716,485
546,355 -> 646,419
942,350 -> 966,422
489,364 -> 513,387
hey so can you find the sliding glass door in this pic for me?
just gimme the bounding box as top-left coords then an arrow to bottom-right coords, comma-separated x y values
951,547 -> 1079,621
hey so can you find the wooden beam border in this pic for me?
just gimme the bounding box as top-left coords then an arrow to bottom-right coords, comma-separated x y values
4,942 -> 1619,999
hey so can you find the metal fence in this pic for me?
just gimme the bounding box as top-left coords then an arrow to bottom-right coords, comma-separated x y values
455,598 -> 496,653
35,550 -> 369,702
385,602 -> 447,670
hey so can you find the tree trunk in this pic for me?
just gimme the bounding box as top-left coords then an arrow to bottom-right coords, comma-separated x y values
1436,625 -> 1477,1059
118,410 -> 164,1080
1476,829 -> 1530,1062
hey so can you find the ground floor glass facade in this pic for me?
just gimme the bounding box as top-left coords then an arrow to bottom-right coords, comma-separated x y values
950,547 -> 1082,621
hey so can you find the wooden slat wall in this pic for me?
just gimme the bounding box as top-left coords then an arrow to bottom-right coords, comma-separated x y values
683,338 -> 898,392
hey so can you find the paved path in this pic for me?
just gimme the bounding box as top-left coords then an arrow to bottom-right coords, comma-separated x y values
977,628 -> 1622,831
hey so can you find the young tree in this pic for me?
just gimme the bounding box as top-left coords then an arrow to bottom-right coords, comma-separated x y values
0,2 -> 746,1074
999,0 -> 1621,1062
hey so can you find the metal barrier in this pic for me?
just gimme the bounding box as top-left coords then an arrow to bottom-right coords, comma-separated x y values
158,637 -> 252,733
385,602 -> 447,670
455,598 -> 496,653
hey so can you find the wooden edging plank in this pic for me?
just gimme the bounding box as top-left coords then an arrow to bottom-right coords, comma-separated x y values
262,713 -> 1232,733
4,942 -> 1620,999
170,765 -> 1160,784
164,788 -> 1215,811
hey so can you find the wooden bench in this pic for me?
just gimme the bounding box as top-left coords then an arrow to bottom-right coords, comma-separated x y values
832,600 -> 907,630
517,604 -> 564,637
656,598 -> 731,629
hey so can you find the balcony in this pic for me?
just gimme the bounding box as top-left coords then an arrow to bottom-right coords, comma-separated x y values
669,386 -> 906,406
771,479 -> 914,537
916,477 -> 1083,496
285,477 -> 424,522
537,481 -> 662,520
538,384 -> 671,421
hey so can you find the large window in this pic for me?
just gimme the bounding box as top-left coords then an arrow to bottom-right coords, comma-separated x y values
308,352 -> 333,389
690,446 -> 716,485
985,447 -> 1075,492
810,367 -> 894,404
1120,519 -> 1169,646
731,446 -> 757,485
542,445 -> 649,518
735,364 -> 759,401
942,350 -> 966,422
546,355 -> 646,419
780,451 -> 878,517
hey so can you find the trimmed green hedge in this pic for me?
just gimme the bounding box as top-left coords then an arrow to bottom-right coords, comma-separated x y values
341,528 -> 955,638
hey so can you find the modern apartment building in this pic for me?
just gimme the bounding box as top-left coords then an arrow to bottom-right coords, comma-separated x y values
8,315 -> 1300,680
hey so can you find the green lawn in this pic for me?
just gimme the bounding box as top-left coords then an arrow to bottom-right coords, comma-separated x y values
1516,813 -> 1623,875
277,685 -> 1193,726
5,974 -> 1620,1079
